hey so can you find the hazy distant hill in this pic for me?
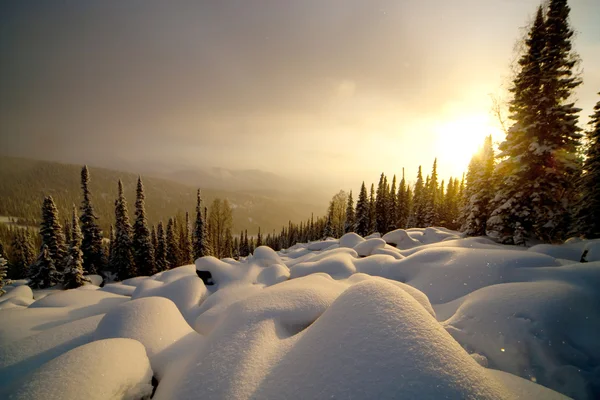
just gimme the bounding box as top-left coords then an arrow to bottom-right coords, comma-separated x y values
0,156 -> 324,236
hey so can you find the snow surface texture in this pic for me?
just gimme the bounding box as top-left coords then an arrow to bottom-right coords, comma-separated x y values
1,228 -> 599,399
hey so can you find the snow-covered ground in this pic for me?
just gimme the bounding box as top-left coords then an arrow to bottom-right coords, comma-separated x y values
1,227 -> 600,399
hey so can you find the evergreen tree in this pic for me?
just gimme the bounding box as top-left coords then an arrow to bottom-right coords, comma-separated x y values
29,244 -> 60,289
533,0 -> 582,240
355,182 -> 369,236
166,218 -> 179,269
388,175 -> 398,232
324,203 -> 334,239
192,190 -> 210,259
39,196 -> 67,269
0,255 -> 8,295
111,180 -> 135,280
461,136 -> 495,236
345,190 -> 356,233
132,177 -> 156,276
408,166 -> 425,228
256,227 -> 263,247
155,222 -> 168,272
368,184 -> 377,234
79,166 -> 106,274
396,169 -> 409,229
224,229 -> 234,258
179,212 -> 193,264
107,225 -> 115,272
574,94 -> 600,237
63,206 -> 90,289
63,221 -> 72,249
375,173 -> 388,233
10,231 -> 34,280
151,225 -> 158,256
424,159 -> 439,227
243,230 -> 249,256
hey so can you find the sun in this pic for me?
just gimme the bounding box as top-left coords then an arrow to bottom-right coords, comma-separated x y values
434,114 -> 504,178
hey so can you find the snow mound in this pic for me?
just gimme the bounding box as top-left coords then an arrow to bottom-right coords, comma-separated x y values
253,279 -> 564,399
353,237 -> 386,256
338,232 -> 365,248
195,255 -> 289,288
100,282 -> 136,296
0,314 -> 103,388
443,274 -> 600,400
95,297 -> 199,378
154,264 -> 197,284
290,251 -> 357,279
3,338 -> 153,400
0,285 -> 34,309
528,243 -> 585,261
28,287 -> 128,309
382,228 -> 421,249
306,239 -> 338,251
132,275 -> 208,324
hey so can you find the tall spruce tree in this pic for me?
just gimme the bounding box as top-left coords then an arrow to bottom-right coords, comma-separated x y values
132,177 -> 155,275
345,190 -> 356,233
489,3 -> 581,243
11,231 -> 35,279
40,196 -> 67,269
355,182 -> 369,236
29,244 -> 60,289
408,166 -> 425,228
368,184 -> 377,234
388,176 -> 398,232
111,180 -> 135,280
224,229 -> 234,258
192,190 -> 210,259
533,0 -> 582,240
396,169 -> 409,229
179,212 -> 193,264
462,136 -> 495,236
574,94 -> 600,237
151,225 -> 158,256
375,173 -> 388,233
63,206 -> 90,289
155,222 -> 168,272
166,218 -> 179,268
424,159 -> 439,227
79,166 -> 105,274
256,227 -> 263,247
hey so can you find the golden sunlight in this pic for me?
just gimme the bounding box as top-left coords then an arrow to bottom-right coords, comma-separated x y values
434,114 -> 503,175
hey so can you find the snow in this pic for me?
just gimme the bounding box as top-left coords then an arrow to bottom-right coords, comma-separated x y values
2,338 -> 153,400
95,297 -> 201,378
2,226 -> 598,399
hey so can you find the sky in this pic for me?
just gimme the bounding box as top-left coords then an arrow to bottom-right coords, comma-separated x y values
1,0 -> 599,192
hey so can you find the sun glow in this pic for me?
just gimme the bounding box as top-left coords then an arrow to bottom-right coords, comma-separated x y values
434,114 -> 504,178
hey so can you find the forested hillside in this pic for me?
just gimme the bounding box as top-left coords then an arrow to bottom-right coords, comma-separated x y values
0,156 -> 320,236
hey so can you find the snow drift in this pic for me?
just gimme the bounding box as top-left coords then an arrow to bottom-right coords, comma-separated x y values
1,227 -> 599,399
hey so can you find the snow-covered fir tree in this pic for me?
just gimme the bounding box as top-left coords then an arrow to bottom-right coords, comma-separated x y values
155,221 -> 168,272
461,136 -> 495,236
488,2 -> 581,243
408,166 -> 425,228
133,177 -> 156,276
396,169 -> 409,229
192,190 -> 210,259
151,225 -> 158,255
368,184 -> 376,234
166,218 -> 179,269
29,244 -> 61,289
574,94 -> 600,237
40,195 -> 67,269
345,190 -> 356,233
63,206 -> 90,289
79,166 -> 106,274
424,159 -> 439,227
375,173 -> 388,234
355,183 -> 369,236
110,180 -> 135,280
224,229 -> 234,258
487,7 -> 546,245
179,212 -> 193,265
387,175 -> 397,232
10,231 -> 35,279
